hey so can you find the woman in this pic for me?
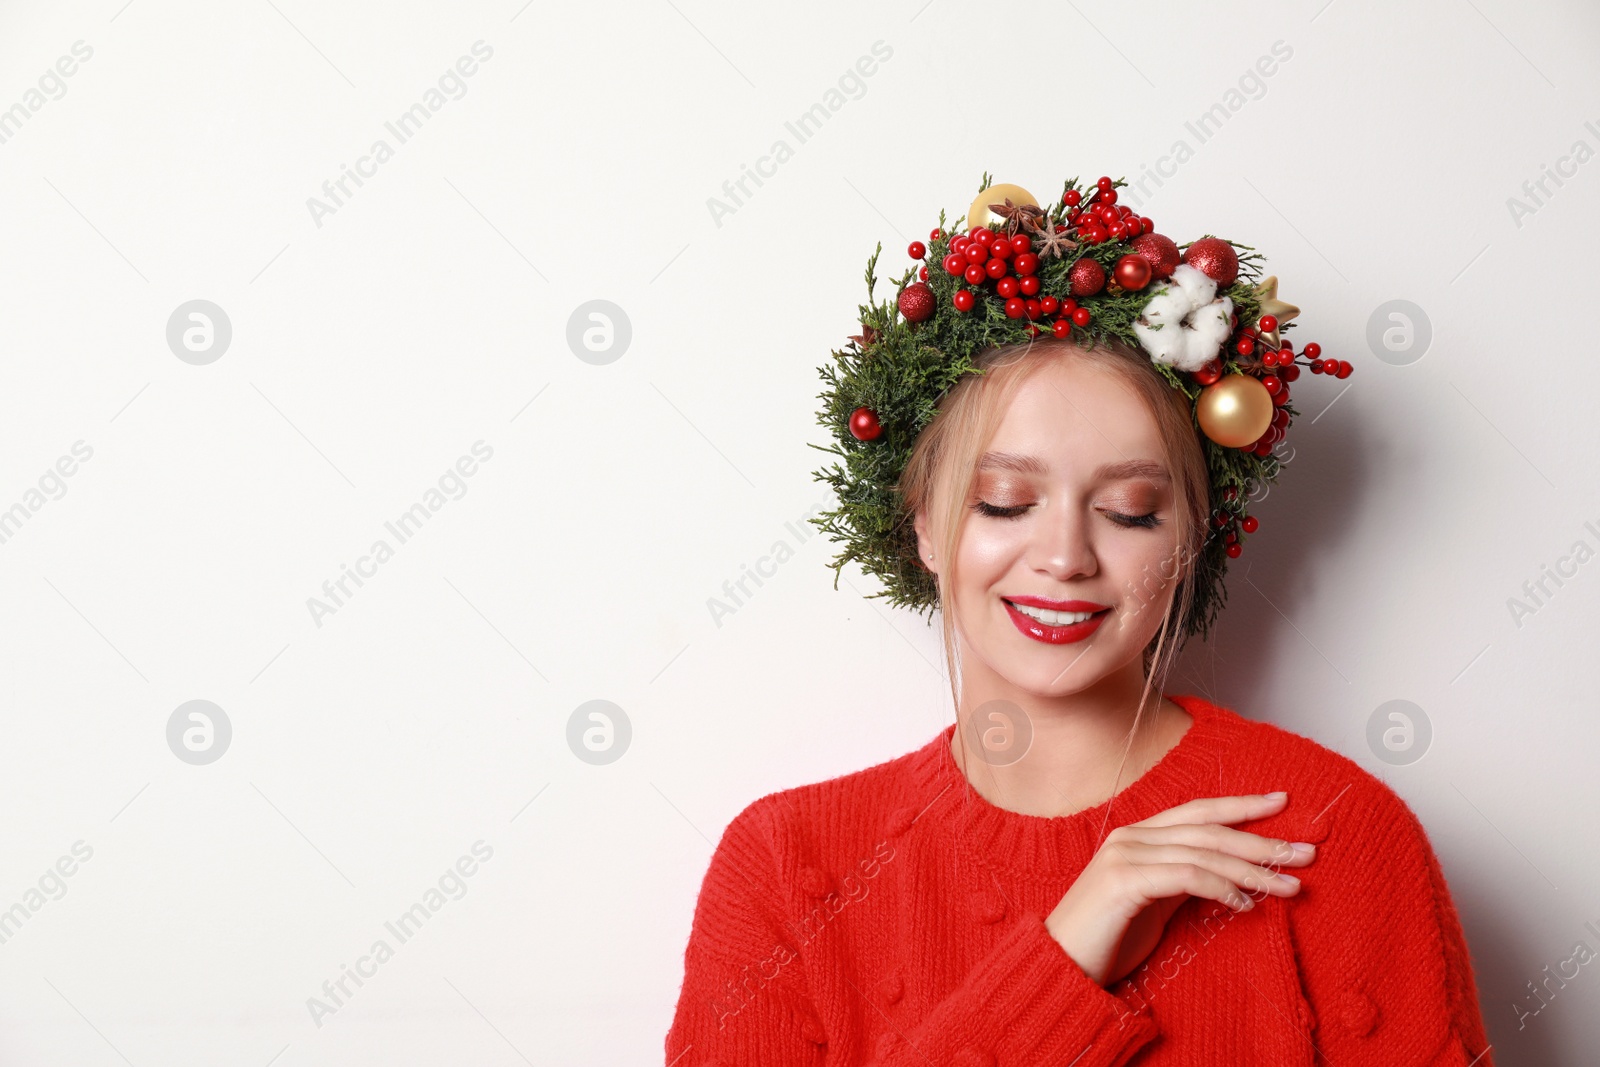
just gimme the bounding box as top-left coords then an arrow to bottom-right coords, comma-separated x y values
664,176 -> 1492,1065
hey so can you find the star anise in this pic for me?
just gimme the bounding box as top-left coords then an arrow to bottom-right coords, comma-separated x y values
847,323 -> 879,349
1029,221 -> 1079,259
987,197 -> 1046,236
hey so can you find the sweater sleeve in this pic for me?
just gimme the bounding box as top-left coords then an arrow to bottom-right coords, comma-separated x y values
1285,780 -> 1494,1065
665,798 -> 1160,1067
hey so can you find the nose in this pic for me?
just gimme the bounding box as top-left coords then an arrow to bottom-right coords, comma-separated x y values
1030,499 -> 1097,582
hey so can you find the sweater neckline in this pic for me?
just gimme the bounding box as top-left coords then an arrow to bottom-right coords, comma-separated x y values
911,692 -> 1237,876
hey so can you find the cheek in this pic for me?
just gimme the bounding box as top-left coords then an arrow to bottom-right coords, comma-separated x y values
955,522 -> 1026,584
1107,534 -> 1184,592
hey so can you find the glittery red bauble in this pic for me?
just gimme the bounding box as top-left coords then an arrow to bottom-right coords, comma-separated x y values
897,282 -> 935,323
1068,258 -> 1105,297
1183,238 -> 1239,286
848,407 -> 882,441
1129,232 -> 1181,279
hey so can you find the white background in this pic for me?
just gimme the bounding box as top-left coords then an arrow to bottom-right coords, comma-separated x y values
0,1 -> 1596,1064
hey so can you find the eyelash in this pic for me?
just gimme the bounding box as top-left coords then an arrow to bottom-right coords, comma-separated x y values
970,500 -> 1162,529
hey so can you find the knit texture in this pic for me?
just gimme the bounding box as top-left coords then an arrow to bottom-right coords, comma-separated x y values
665,692 -> 1493,1066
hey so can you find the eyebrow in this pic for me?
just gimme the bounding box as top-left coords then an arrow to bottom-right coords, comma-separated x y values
978,452 -> 1170,483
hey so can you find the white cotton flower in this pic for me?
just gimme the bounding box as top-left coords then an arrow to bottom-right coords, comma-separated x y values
1133,263 -> 1236,372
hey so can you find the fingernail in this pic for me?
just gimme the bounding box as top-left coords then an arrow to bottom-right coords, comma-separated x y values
1263,791 -> 1287,801
1290,841 -> 1316,856
1276,872 -> 1300,886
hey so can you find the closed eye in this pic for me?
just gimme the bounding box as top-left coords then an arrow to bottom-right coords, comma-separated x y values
971,500 -> 1161,529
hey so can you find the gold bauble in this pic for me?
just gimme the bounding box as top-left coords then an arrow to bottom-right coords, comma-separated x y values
1196,375 -> 1275,448
966,183 -> 1039,232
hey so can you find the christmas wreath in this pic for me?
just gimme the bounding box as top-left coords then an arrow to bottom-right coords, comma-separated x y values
808,173 -> 1354,644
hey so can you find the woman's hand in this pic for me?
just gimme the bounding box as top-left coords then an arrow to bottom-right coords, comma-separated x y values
1044,792 -> 1317,987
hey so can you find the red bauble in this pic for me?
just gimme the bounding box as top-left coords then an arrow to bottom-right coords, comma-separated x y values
848,407 -> 881,441
897,282 -> 935,323
1068,258 -> 1106,296
1129,233 -> 1181,279
1183,238 -> 1239,286
1112,254 -> 1152,291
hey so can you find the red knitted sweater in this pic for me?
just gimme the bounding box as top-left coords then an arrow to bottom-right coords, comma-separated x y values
665,692 -> 1493,1066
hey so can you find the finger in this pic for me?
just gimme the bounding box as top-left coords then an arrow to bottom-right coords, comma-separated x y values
1116,858 -> 1257,913
1115,841 -> 1303,899
1131,793 -> 1289,830
1117,822 -> 1318,868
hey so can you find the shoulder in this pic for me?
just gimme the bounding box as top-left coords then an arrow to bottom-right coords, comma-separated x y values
715,731 -> 943,891
1177,694 -> 1428,849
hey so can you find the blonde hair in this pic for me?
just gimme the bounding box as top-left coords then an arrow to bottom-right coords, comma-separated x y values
898,335 -> 1211,802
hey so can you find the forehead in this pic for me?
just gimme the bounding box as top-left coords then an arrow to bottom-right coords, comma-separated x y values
981,357 -> 1169,475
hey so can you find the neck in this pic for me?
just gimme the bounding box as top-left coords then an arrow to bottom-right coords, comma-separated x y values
948,649 -> 1188,819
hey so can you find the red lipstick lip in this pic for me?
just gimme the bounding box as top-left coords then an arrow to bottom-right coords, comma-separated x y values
1004,595 -> 1110,612
1002,597 -> 1111,645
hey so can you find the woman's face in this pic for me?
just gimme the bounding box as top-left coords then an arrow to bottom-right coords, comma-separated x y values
915,353 -> 1187,698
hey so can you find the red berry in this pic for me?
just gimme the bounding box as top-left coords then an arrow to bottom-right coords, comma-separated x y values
953,289 -> 975,312
1139,216 -> 1154,234
1262,350 -> 1278,368
918,266 -> 929,280
989,238 -> 1012,260
1071,306 -> 1092,326
1241,515 -> 1260,533
1024,298 -> 1041,319
996,276 -> 1018,298
1040,295 -> 1059,314
1004,297 -> 1025,319
1052,318 -> 1070,338
1063,189 -> 1082,206
964,244 -> 987,265
1101,188 -> 1118,206
951,235 -> 969,251
1259,315 -> 1278,333
1262,374 -> 1282,395
1012,252 -> 1039,276
1193,359 -> 1223,386
1010,234 -> 1031,255
848,407 -> 881,441
929,228 -> 943,240
985,257 -> 1007,279
908,241 -> 926,260
964,264 -> 985,285
1062,297 -> 1078,313
1309,359 -> 1324,374
1225,542 -> 1243,558
971,227 -> 994,245
1235,338 -> 1254,356
1336,360 -> 1353,378
1096,176 -> 1113,191
943,253 -> 966,276
1303,342 -> 1321,358
1282,364 -> 1300,382
1018,275 -> 1040,296
1026,323 -> 1041,336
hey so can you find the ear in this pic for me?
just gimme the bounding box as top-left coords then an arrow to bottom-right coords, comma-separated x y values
912,507 -> 938,575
